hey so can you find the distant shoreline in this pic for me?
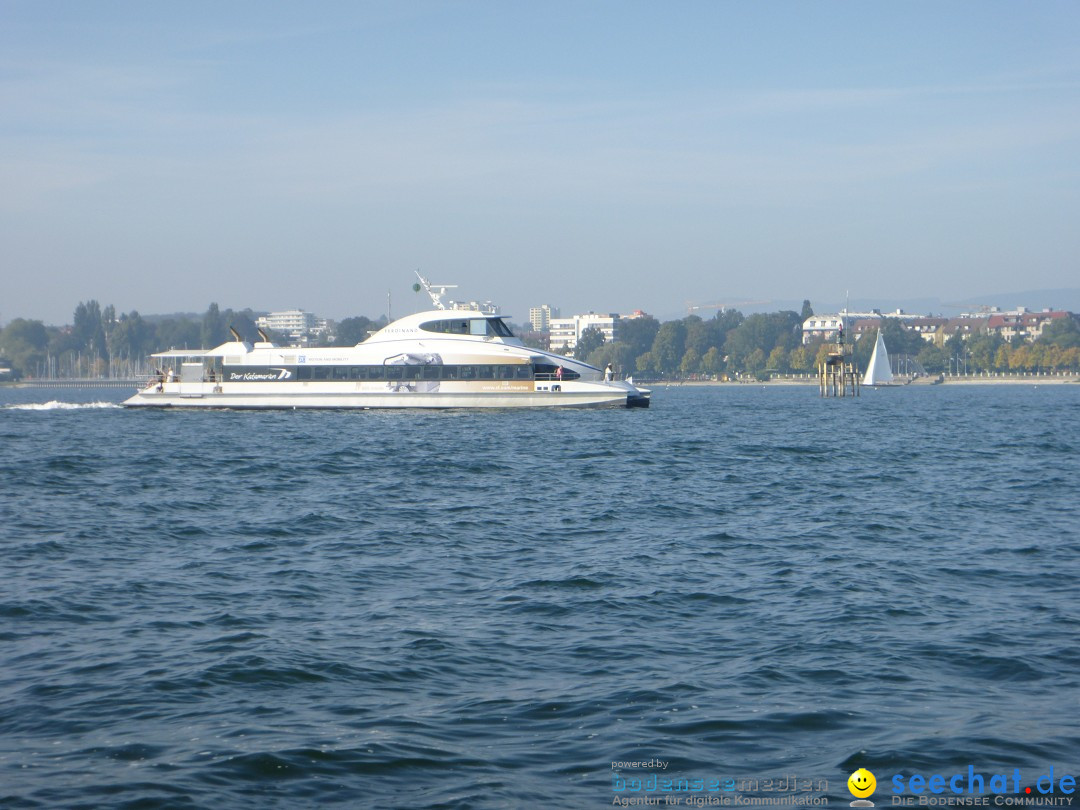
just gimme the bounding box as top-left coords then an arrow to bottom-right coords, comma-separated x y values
654,374 -> 1080,387
4,374 -> 1078,391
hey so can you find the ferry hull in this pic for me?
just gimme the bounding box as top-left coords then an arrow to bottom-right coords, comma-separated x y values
123,383 -> 649,409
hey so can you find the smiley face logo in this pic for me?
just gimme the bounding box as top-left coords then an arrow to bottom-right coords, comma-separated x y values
848,768 -> 876,798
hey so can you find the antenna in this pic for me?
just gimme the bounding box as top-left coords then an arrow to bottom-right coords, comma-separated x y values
414,270 -> 457,310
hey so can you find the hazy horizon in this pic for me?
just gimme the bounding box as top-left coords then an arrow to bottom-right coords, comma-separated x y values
3,2 -> 1079,326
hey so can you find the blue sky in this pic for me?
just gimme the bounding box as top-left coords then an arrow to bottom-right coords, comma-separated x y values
2,1 -> 1079,325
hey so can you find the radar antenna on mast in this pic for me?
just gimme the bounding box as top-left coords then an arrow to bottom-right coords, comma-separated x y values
413,271 -> 457,310
412,270 -> 499,314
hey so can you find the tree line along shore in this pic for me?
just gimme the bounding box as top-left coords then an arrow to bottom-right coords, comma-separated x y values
2,299 -> 1079,381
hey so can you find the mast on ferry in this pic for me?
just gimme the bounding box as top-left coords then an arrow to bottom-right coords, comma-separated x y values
413,271 -> 457,311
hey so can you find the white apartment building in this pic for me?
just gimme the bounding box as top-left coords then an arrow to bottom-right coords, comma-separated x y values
256,309 -> 332,346
548,312 -> 619,354
801,313 -> 859,344
528,304 -> 560,332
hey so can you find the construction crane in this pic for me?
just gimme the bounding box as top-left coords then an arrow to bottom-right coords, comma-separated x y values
686,299 -> 771,316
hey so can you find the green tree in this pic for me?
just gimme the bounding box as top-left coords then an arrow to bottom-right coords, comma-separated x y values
225,309 -> 261,343
1009,344 -> 1031,371
800,299 -> 814,320
586,342 -> 635,373
943,331 -> 967,359
966,333 -> 1003,372
683,315 -> 711,356
788,346 -> 811,372
650,321 -> 687,374
333,316 -> 377,346
155,318 -> 201,350
879,318 -> 926,358
574,326 -> 606,360
680,347 -> 701,375
723,311 -> 800,369
201,303 -> 228,348
745,348 -> 767,374
767,345 -> 788,372
994,344 -> 1012,371
701,346 -> 723,375
111,311 -> 151,361
1,318 -> 48,351
73,300 -> 107,362
617,316 -> 661,359
1061,347 -> 1080,370
916,343 -> 945,373
1039,316 -> 1080,349
711,309 -> 745,353
0,319 -> 49,377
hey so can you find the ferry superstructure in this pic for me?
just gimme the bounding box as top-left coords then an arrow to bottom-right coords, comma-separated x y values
123,277 -> 650,410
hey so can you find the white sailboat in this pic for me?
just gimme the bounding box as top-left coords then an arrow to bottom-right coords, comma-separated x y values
863,329 -> 895,386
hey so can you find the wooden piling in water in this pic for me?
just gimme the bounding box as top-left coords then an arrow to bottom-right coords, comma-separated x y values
818,344 -> 859,397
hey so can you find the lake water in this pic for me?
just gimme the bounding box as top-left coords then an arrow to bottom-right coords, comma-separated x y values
2,383 -> 1078,808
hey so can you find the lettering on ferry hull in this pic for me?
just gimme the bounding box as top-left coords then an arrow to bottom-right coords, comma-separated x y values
225,367 -> 297,382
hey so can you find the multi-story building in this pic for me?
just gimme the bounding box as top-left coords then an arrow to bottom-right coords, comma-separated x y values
986,309 -> 1070,343
905,317 -> 949,342
806,310 -> 956,345
801,312 -> 874,344
548,312 -> 620,354
256,309 -> 333,346
528,305 -> 559,333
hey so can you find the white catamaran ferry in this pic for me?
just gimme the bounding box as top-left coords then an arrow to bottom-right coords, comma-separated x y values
124,276 -> 650,410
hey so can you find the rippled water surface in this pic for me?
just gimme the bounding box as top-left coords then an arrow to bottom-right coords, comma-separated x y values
2,384 -> 1078,808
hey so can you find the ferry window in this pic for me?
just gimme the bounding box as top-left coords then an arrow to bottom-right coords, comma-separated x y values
332,367 -> 350,380
477,366 -> 495,380
423,365 -> 441,380
460,365 -> 476,380
402,365 -> 422,380
442,366 -> 459,380
297,367 -> 312,380
313,367 -> 329,380
489,318 -> 514,337
349,367 -> 363,380
366,366 -> 384,380
470,320 -> 487,336
514,366 -> 531,380
422,319 -> 469,334
384,366 -> 402,380
498,365 -> 515,380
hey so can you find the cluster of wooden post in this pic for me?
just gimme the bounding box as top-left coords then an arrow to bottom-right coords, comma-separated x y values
818,344 -> 860,397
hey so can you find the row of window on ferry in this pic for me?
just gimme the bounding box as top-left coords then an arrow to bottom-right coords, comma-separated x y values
295,364 -> 535,381
420,318 -> 515,337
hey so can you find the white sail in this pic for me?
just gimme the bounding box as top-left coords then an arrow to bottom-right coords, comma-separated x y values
863,330 -> 894,386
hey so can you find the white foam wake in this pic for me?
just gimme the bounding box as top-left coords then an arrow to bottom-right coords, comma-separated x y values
6,400 -> 123,411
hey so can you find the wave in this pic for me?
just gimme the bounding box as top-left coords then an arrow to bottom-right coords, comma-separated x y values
5,400 -> 122,410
